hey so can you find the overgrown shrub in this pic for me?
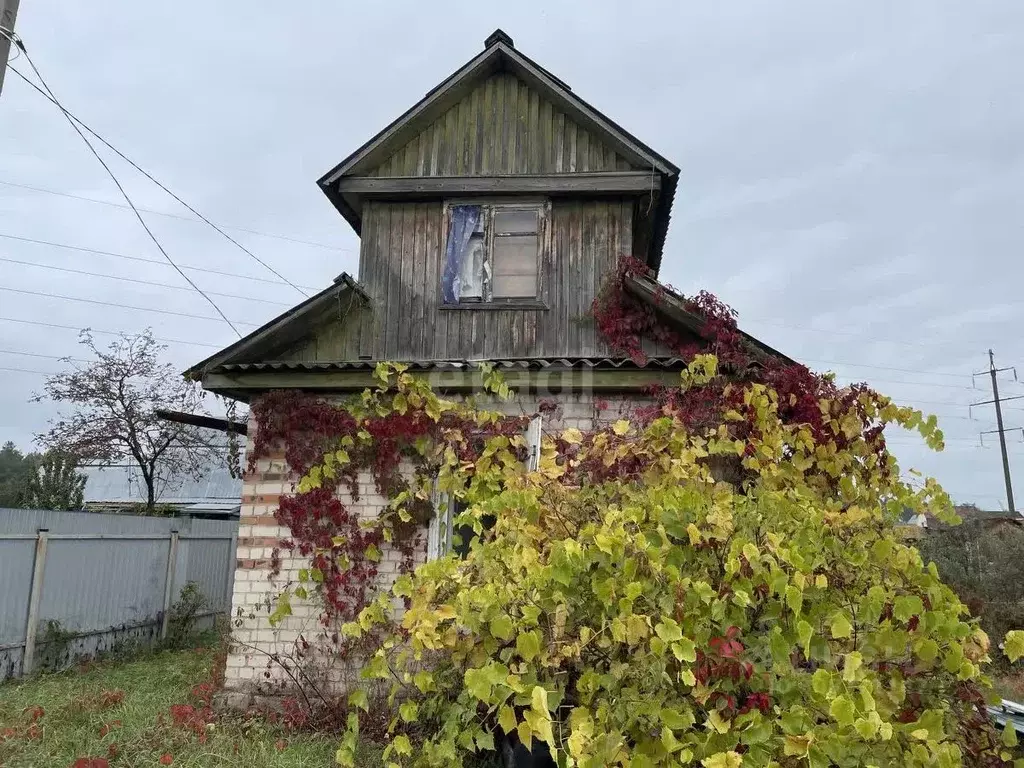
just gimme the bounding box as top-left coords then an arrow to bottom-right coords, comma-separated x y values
328,358 -> 1013,767
165,582 -> 208,650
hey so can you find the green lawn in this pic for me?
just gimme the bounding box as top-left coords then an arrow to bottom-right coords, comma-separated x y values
0,646 -> 381,767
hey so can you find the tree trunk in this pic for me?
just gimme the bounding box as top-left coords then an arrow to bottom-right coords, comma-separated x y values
144,469 -> 156,511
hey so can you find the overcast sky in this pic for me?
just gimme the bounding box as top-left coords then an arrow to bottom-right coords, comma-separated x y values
2,1 -> 1023,508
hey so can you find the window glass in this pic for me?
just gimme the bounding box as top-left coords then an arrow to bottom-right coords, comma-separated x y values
443,203 -> 541,304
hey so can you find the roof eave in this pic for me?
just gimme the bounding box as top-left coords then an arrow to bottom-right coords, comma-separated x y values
184,274 -> 369,380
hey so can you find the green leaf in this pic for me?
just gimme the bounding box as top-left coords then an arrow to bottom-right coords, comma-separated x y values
516,630 -> 542,662
476,730 -> 495,751
769,628 -> 792,666
829,694 -> 856,727
464,667 -> 492,702
1005,630 -> 1024,663
655,618 -> 683,643
348,688 -> 369,712
812,668 -> 831,696
661,707 -> 695,731
671,637 -> 697,663
490,615 -> 514,642
830,613 -> 853,639
914,638 -> 939,664
786,585 -> 803,616
796,619 -> 813,656
392,734 -> 412,756
842,651 -> 863,682
1002,720 -> 1019,748
893,595 -> 924,623
399,700 -> 419,723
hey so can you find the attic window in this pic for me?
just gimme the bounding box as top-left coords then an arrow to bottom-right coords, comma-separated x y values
441,202 -> 547,306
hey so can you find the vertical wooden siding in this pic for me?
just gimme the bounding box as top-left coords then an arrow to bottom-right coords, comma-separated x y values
368,72 -> 635,177
305,199 -> 642,361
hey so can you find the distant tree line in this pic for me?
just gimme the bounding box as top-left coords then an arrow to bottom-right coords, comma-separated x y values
0,442 -> 85,510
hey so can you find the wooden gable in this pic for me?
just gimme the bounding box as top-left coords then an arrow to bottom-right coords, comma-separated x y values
365,72 -> 638,178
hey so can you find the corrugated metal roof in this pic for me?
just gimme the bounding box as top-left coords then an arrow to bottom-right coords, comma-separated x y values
989,700 -> 1024,735
83,461 -> 242,506
213,356 -> 688,374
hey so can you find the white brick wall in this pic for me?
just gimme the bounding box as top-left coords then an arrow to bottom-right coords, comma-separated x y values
221,390 -> 647,701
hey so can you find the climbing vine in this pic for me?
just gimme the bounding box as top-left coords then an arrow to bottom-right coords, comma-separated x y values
247,363 -> 528,628
335,355 -> 1020,767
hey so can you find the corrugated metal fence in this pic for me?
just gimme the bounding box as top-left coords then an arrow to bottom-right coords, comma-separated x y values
0,508 -> 236,681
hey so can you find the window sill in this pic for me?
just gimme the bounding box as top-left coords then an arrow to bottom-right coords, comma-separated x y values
439,302 -> 549,311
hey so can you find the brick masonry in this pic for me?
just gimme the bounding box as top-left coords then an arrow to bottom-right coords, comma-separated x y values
221,390 -> 649,704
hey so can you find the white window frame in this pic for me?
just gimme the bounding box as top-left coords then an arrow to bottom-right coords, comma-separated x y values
426,414 -> 543,561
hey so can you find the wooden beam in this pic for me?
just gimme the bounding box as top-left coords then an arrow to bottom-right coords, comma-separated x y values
155,409 -> 248,435
202,367 -> 680,393
337,172 -> 660,197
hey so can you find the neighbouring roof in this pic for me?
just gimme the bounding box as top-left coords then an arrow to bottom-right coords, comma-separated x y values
317,29 -> 680,274
184,273 -> 367,379
82,462 -> 242,509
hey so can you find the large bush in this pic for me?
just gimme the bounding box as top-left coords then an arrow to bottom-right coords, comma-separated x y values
328,357 -> 1015,768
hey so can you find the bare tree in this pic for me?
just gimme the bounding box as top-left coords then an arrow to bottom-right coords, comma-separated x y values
34,330 -> 218,512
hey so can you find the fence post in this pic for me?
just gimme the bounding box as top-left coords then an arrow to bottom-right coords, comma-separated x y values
224,531 -> 238,615
160,530 -> 180,640
22,528 -> 49,676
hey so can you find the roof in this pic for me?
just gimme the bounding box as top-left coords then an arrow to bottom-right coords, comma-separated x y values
184,273 -> 367,379
82,461 -> 242,507
209,356 -> 689,375
317,29 -> 680,273
624,273 -> 794,365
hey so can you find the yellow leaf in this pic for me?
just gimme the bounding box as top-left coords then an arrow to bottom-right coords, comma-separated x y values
531,685 -> 550,714
498,705 -> 517,734
783,734 -> 812,756
687,524 -> 701,546
702,752 -> 743,768
612,419 -> 630,436
517,721 -> 533,750
706,709 -> 730,734
562,427 -> 584,444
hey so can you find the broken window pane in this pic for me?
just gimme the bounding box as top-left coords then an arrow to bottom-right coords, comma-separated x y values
460,232 -> 485,300
441,205 -> 482,303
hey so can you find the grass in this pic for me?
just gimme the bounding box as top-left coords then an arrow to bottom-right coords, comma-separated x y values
0,645 -> 383,768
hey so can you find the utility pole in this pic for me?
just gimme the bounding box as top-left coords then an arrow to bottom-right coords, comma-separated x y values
0,0 -> 20,97
972,350 -> 1023,513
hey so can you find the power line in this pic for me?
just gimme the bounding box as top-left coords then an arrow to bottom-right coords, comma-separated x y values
802,357 -> 974,381
0,255 -> 293,306
0,286 -> 257,325
0,348 -> 90,362
8,64 -> 310,298
0,232 -> 320,289
8,47 -> 241,337
830,375 -> 973,391
0,176 -> 348,254
0,316 -> 222,348
0,365 -> 55,376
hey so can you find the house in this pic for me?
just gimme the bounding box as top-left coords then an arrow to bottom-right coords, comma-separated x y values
187,30 -> 786,703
